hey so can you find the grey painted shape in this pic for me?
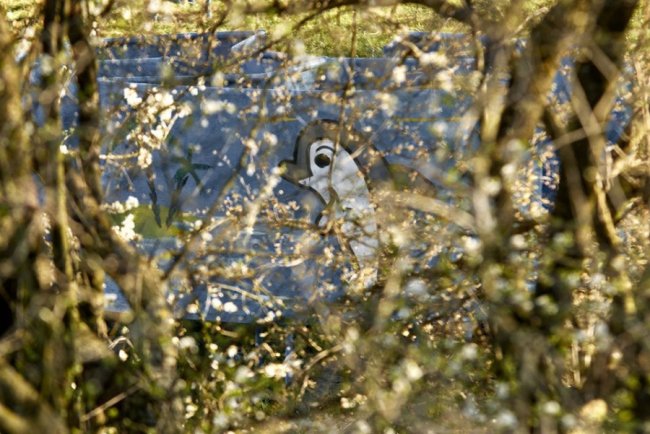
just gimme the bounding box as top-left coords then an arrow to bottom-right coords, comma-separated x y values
98,31 -> 255,60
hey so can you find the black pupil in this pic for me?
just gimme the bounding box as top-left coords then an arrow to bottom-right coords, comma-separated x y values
315,153 -> 331,168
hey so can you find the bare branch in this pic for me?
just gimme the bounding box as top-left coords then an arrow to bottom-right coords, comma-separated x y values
239,0 -> 474,25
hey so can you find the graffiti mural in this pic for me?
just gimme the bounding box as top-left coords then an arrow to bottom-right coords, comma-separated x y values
52,31 -> 629,324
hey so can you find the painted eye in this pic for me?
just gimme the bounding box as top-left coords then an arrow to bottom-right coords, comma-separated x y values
314,153 -> 331,168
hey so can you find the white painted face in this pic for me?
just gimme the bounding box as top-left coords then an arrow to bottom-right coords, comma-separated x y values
299,139 -> 368,204
298,139 -> 334,203
298,139 -> 380,287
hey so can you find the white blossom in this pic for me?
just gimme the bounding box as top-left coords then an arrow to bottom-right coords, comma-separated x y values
123,87 -> 142,107
223,302 -> 238,313
124,196 -> 139,211
112,213 -> 140,242
420,52 -> 448,67
391,65 -> 407,85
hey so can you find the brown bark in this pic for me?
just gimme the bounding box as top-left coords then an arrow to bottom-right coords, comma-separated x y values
0,2 -> 39,337
477,0 -> 640,429
537,0 -> 640,423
